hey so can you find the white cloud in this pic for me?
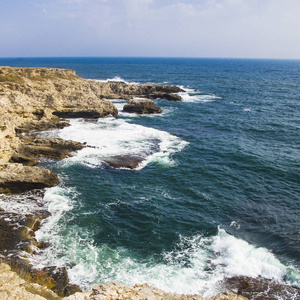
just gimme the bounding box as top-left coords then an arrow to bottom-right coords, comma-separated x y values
0,0 -> 300,58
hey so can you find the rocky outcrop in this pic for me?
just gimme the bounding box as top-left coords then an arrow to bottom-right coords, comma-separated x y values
90,81 -> 183,101
0,189 -> 82,297
1,266 -> 249,300
0,66 -> 182,168
0,164 -> 59,194
104,155 -> 144,169
223,276 -> 300,300
123,99 -> 162,114
10,136 -> 85,166
65,282 -> 248,300
0,263 -> 60,300
0,66 -> 118,167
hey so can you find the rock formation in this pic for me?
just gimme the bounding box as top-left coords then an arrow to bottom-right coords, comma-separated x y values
91,81 -> 183,101
0,163 -> 60,194
65,282 -> 248,300
223,276 -> 300,300
123,99 -> 163,114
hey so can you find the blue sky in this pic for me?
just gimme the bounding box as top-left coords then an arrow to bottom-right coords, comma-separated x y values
0,0 -> 299,58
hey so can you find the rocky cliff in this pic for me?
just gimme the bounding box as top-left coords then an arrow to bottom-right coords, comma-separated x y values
0,66 -> 183,193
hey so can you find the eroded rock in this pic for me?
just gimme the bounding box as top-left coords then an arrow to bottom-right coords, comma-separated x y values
104,155 -> 144,169
0,163 -> 59,194
65,282 -> 248,300
223,276 -> 300,300
10,135 -> 85,165
123,99 -> 162,114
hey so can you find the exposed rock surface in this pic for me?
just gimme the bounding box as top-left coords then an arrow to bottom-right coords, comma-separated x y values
0,163 -> 59,194
0,66 -> 182,170
223,276 -> 300,300
0,263 -> 60,300
0,66 -> 119,169
92,81 -> 183,101
103,155 -> 144,169
123,99 -> 162,114
65,282 -> 248,300
0,189 -> 81,297
10,135 -> 85,166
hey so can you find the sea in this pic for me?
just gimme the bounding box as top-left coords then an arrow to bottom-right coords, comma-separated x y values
0,57 -> 299,297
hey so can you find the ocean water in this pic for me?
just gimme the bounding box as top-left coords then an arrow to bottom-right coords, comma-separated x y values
1,57 -> 299,296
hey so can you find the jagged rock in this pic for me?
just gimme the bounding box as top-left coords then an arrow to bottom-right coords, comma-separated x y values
104,155 -> 144,169
64,282 -> 248,300
0,66 -> 182,167
0,263 -> 60,300
223,276 -> 300,300
0,210 -> 44,255
41,266 -> 82,297
123,99 -> 162,114
90,82 -> 183,100
0,163 -> 59,194
160,93 -> 182,101
10,135 -> 85,165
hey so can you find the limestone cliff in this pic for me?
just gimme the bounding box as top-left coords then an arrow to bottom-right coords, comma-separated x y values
0,67 -> 118,165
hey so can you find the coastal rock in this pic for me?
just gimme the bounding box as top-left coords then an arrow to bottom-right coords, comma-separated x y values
0,163 -> 59,194
104,155 -> 144,169
10,135 -> 85,165
159,93 -> 182,101
41,266 -> 82,297
65,282 -> 248,300
90,81 -> 184,101
0,210 -> 44,256
0,263 -> 60,300
223,276 -> 300,300
123,99 -> 162,114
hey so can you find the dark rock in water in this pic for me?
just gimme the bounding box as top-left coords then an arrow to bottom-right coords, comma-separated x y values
223,276 -> 300,300
163,93 -> 182,101
0,163 -> 60,194
123,99 -> 162,114
147,92 -> 183,101
53,110 -> 103,119
161,93 -> 183,101
104,155 -> 144,169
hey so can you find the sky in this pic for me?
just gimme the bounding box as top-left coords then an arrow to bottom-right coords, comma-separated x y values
0,0 -> 300,59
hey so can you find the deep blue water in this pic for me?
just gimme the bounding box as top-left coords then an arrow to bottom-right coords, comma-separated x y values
1,57 -> 299,295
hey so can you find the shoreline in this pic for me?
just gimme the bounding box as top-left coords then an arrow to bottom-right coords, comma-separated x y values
1,66 -> 299,299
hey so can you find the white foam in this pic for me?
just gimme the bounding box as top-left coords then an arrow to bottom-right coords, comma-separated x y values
0,192 -> 46,215
177,85 -> 221,103
210,228 -> 287,281
92,77 -> 140,85
40,118 -> 187,170
32,207 -> 300,295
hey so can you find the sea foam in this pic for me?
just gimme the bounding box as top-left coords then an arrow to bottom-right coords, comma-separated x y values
177,86 -> 221,103
40,117 -> 187,170
32,191 -> 298,296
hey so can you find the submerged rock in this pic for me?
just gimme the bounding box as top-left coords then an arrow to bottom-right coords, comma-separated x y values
123,99 -> 162,114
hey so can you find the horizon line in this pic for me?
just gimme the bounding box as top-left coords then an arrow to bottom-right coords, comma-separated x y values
0,56 -> 299,61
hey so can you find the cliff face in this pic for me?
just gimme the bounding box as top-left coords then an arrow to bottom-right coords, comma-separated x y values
0,67 -> 118,165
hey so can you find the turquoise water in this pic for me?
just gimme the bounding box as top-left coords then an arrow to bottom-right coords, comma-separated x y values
1,58 -> 299,296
